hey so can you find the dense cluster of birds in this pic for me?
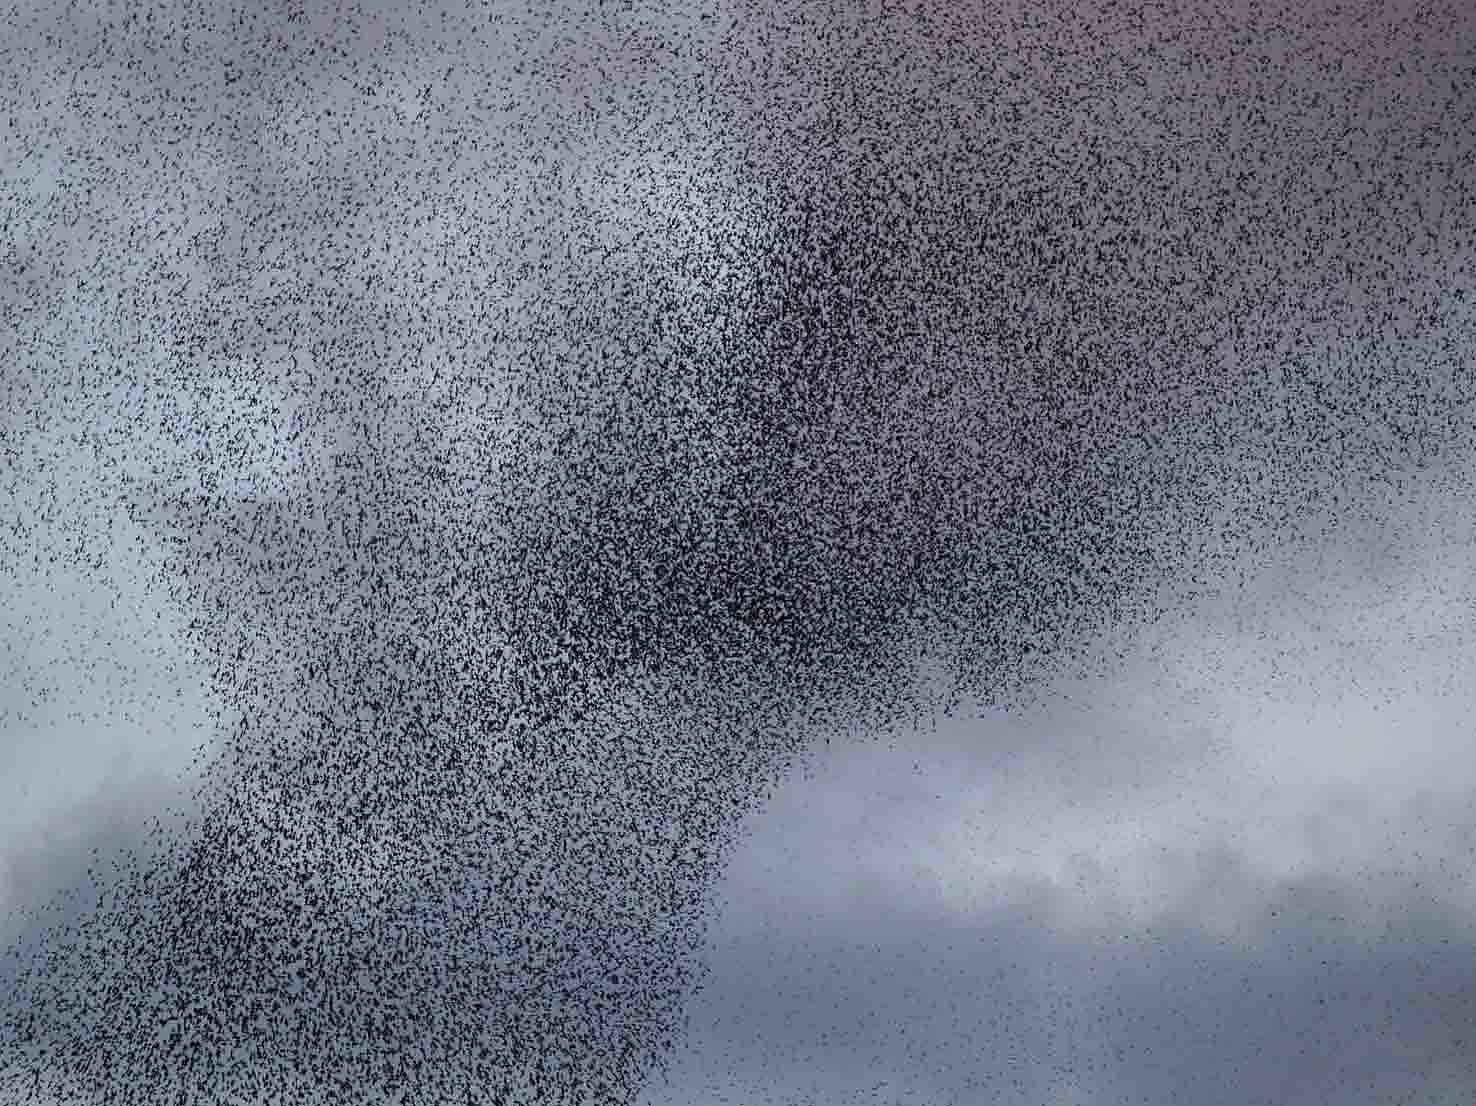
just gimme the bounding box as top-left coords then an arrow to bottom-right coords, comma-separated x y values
2,0 -> 1473,1102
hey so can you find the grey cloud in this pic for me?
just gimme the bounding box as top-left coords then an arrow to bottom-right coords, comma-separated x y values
0,472 -> 214,946
646,443 -> 1476,1104
654,773 -> 1476,1106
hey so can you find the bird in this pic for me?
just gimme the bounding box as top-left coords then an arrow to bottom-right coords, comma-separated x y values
3,0 -> 1475,1104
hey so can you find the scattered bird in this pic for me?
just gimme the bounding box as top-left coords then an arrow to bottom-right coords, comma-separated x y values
2,0 -> 1473,1104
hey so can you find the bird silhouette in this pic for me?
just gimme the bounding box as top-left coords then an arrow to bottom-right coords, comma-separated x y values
2,0 -> 1474,1103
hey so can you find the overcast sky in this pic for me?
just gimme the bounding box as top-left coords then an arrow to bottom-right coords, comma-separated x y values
4,0 -> 1476,1103
644,439 -> 1476,1104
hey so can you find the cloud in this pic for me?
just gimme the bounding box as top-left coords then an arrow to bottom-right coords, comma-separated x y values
655,746 -> 1476,1104
652,867 -> 1476,1105
645,440 -> 1476,1105
0,464 -> 217,952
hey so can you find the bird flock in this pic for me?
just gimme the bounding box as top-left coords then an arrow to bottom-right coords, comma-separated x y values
2,0 -> 1474,1103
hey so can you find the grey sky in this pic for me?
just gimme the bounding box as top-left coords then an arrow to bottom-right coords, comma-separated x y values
4,0 -> 1476,1102
646,436 -> 1476,1104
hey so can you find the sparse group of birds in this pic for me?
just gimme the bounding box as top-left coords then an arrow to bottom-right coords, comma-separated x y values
2,0 -> 1473,1103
